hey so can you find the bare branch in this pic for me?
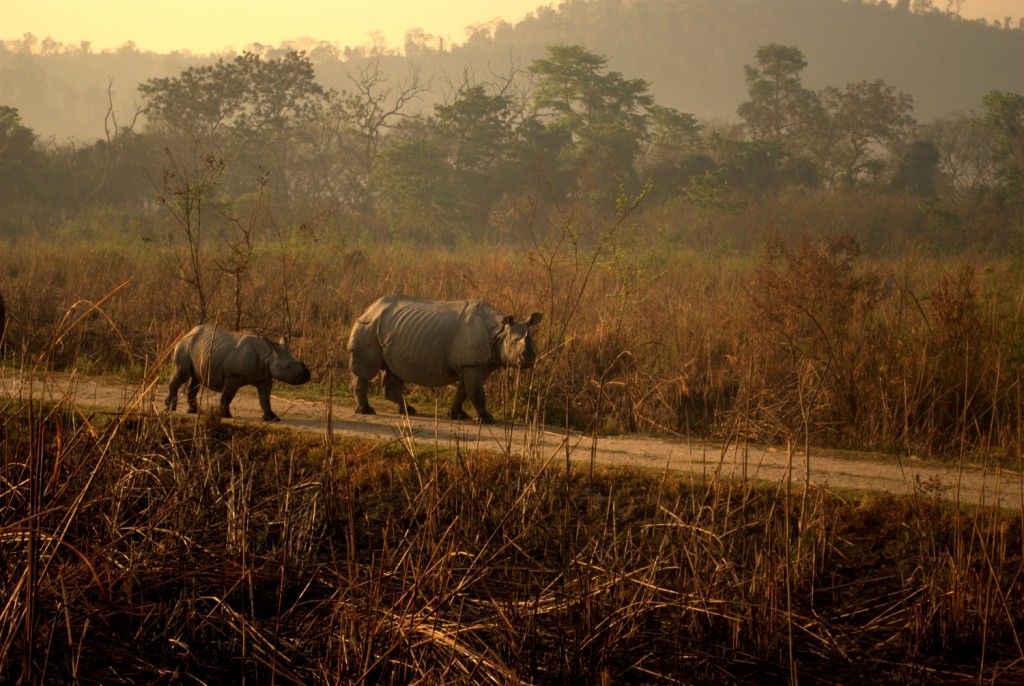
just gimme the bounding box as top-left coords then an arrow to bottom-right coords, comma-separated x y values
84,79 -> 144,201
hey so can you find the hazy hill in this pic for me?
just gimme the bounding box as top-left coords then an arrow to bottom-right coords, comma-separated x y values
494,0 -> 1021,118
2,0 -> 1021,142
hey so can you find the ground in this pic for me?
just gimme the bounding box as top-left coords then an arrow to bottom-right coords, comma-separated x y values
2,367 -> 1020,511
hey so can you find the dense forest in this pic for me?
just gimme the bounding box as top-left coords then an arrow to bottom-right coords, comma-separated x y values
0,0 -> 1022,253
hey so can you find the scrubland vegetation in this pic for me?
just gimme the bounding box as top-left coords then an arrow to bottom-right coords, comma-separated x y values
2,11 -> 1024,680
3,186 -> 1024,681
3,186 -> 1024,459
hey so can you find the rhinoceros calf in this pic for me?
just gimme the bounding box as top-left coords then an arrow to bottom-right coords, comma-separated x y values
165,324 -> 311,421
348,295 -> 542,424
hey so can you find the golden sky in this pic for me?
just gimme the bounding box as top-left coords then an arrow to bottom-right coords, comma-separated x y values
4,0 -> 555,53
4,0 -> 1021,54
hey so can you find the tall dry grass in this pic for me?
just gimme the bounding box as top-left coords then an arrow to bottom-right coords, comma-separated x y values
4,213 -> 1024,461
1,367 -> 1022,683
4,150 -> 1024,684
2,215 -> 1024,681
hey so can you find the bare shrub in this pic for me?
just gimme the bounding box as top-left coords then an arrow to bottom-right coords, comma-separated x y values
741,233 -> 883,445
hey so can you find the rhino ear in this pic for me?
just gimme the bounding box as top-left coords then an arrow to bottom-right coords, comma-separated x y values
501,315 -> 515,327
527,312 -> 543,327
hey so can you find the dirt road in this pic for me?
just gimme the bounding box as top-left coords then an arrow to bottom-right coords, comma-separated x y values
3,368 -> 1022,511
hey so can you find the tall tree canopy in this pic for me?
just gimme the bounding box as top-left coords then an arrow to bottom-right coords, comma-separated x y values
139,51 -> 329,141
815,79 -> 916,186
737,44 -> 820,145
528,44 -> 654,195
980,89 -> 1024,203
139,51 -> 333,208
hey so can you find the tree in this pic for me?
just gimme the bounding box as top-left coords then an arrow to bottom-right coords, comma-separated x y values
637,104 -> 704,197
814,79 -> 916,187
684,167 -> 746,219
737,44 -> 820,146
0,106 -> 47,231
140,61 -> 244,140
140,51 -> 328,141
429,84 -> 526,226
150,146 -> 228,322
722,138 -> 791,193
369,129 -> 458,241
891,139 -> 940,196
74,80 -> 146,205
139,51 -> 331,209
979,90 -> 1024,204
0,106 -> 39,196
920,112 -> 998,197
528,44 -> 654,199
298,59 -> 428,213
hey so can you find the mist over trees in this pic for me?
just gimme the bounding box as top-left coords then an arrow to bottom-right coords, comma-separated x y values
2,0 -> 1020,140
1,0 -> 1021,251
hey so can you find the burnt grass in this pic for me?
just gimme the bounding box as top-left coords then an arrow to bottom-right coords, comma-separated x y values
2,403 -> 1023,684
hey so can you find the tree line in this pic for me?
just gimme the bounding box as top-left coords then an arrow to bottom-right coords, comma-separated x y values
1,44 -> 1021,246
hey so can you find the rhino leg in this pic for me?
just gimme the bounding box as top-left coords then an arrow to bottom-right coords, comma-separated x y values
166,370 -> 189,412
461,367 -> 495,424
352,375 -> 376,415
185,376 -> 202,414
219,377 -> 247,419
255,379 -> 280,422
449,382 -> 470,420
350,330 -> 383,415
384,366 -> 416,416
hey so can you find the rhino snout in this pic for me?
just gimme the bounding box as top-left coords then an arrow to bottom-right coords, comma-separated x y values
293,365 -> 312,385
514,342 -> 537,368
278,363 -> 312,385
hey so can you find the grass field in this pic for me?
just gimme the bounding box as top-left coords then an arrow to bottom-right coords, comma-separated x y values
3,210 -> 1024,682
4,221 -> 1024,459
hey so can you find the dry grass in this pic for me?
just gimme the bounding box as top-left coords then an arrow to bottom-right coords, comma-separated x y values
4,222 -> 1024,460
3,206 -> 1024,681
1,370 -> 1022,684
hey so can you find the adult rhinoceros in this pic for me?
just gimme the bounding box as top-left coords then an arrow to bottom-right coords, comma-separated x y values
165,324 -> 311,421
348,295 -> 542,424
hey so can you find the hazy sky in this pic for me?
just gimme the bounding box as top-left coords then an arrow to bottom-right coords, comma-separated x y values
5,0 -> 1022,54
5,0 -> 554,54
